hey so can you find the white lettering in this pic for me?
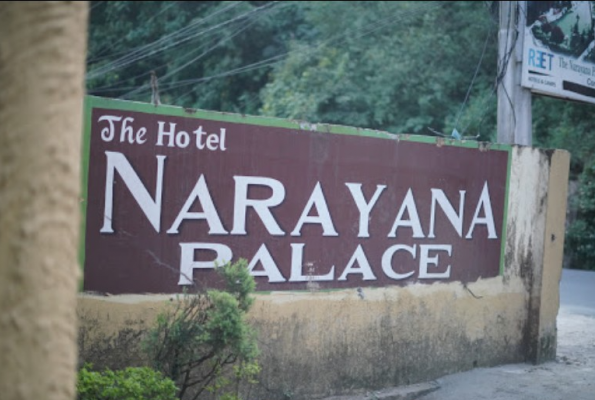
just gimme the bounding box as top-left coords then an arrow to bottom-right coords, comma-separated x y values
98,115 -> 122,142
194,126 -> 207,150
231,176 -> 285,236
291,182 -> 338,236
178,242 -> 232,285
429,189 -> 466,238
156,121 -> 176,147
175,130 -> 190,148
136,127 -> 147,144
167,174 -> 227,235
219,128 -> 227,151
346,183 -> 386,238
289,243 -> 335,282
100,151 -> 165,233
381,244 -> 416,280
120,117 -> 135,143
419,244 -> 451,279
465,182 -> 497,239
247,244 -> 286,282
388,189 -> 425,238
338,245 -> 377,281
206,133 -> 219,150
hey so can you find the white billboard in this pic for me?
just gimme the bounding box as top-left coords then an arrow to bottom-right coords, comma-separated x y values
522,1 -> 595,104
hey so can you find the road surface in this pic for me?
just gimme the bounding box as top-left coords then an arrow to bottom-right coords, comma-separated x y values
418,268 -> 595,400
560,268 -> 595,317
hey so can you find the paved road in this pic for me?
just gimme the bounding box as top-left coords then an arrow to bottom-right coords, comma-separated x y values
560,268 -> 595,316
417,269 -> 595,400
325,270 -> 595,400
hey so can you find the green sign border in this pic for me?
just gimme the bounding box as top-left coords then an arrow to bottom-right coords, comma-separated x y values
80,95 -> 513,289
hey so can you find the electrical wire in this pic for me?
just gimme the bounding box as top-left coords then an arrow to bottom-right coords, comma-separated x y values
454,28 -> 492,134
463,1 -> 518,139
164,1 -> 447,105
498,2 -> 519,132
87,1 -> 243,75
87,1 -> 180,64
89,1 -> 455,111
90,1 -> 104,11
87,2 -> 278,93
87,2 -> 253,80
91,1 -> 443,100
119,10 -> 269,100
86,1 -> 252,80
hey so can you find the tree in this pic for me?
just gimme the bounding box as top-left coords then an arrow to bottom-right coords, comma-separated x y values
87,1 -> 307,115
565,162 -> 595,270
0,2 -> 88,400
88,2 -> 499,137
143,260 -> 259,400
85,1 -> 595,269
260,1 -> 499,138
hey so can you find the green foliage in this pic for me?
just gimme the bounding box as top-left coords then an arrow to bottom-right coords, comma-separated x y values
217,258 -> 256,312
533,96 -> 595,178
78,312 -> 147,371
143,259 -> 259,400
88,1 -> 307,114
89,1 -> 498,137
77,365 -> 177,400
88,1 -> 595,269
206,360 -> 261,400
260,1 -> 498,138
532,95 -> 595,271
566,163 -> 595,270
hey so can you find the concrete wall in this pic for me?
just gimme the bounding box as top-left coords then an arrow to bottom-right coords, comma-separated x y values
78,146 -> 570,399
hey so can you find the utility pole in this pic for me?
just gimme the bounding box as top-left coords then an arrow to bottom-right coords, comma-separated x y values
497,1 -> 532,146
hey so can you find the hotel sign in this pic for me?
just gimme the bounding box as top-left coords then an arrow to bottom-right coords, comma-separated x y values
82,97 -> 510,294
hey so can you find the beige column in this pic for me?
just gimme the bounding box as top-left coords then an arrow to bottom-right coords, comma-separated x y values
0,2 -> 88,400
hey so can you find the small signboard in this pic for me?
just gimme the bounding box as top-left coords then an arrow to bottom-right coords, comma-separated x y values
82,96 -> 511,294
522,1 -> 595,103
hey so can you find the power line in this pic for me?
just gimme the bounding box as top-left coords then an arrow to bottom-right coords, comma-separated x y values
170,55 -> 288,105
90,1 -> 451,111
90,1 -> 104,11
466,2 -> 518,139
87,2 -> 248,80
86,1 -> 252,80
88,2 -> 288,96
119,10 -> 270,100
163,1 -> 447,105
92,1 -> 444,100
87,1 -> 180,64
454,28 -> 492,135
497,2 -> 519,133
87,1 -> 243,76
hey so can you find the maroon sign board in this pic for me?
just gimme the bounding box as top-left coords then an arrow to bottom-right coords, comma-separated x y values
81,97 -> 511,294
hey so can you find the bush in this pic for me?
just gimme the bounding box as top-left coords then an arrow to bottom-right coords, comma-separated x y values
77,365 -> 177,400
566,162 -> 595,270
78,313 -> 147,371
143,259 -> 260,400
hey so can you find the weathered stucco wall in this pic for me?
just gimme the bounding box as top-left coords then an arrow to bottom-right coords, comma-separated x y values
78,146 -> 569,399
505,147 -> 570,363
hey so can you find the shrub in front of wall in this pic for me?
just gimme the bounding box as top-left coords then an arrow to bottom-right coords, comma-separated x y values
77,365 -> 177,400
143,259 -> 260,400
